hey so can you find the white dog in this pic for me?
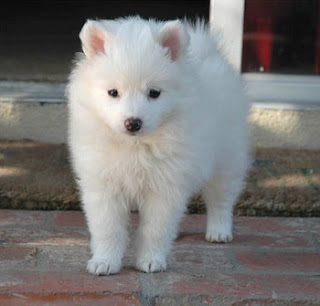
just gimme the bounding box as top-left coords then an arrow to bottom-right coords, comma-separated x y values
67,16 -> 249,275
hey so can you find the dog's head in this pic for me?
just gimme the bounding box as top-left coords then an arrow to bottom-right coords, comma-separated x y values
74,17 -> 192,137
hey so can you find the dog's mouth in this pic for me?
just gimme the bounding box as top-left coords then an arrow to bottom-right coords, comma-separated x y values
123,129 -> 142,137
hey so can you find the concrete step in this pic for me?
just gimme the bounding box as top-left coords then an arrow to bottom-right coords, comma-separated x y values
1,210 -> 319,305
1,81 -> 320,149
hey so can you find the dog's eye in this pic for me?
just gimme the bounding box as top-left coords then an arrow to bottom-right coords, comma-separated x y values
108,89 -> 119,98
148,89 -> 161,99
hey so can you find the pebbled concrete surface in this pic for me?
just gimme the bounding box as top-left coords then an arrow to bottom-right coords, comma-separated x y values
0,140 -> 319,216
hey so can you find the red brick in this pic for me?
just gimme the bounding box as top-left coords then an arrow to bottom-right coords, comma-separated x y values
0,247 -> 37,261
299,218 -> 320,233
0,293 -> 140,306
175,233 -> 206,245
237,251 -> 320,272
1,226 -> 87,245
1,211 -> 319,305
0,270 -> 140,294
234,217 -> 297,232
174,250 -> 204,264
233,234 -> 312,248
171,274 -> 320,299
180,214 -> 206,232
156,295 -> 311,305
0,210 -> 45,227
176,232 -> 312,249
53,211 -> 86,227
230,299 -> 310,306
179,216 -> 310,234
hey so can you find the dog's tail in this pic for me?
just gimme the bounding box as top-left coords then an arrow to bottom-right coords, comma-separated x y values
185,19 -> 224,63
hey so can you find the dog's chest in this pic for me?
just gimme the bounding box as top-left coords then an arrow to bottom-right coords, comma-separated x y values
103,144 -> 173,198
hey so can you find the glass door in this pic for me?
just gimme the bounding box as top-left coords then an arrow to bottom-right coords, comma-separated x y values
211,0 -> 320,104
242,0 -> 320,75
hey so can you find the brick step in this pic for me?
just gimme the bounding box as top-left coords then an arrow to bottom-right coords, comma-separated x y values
0,210 -> 319,305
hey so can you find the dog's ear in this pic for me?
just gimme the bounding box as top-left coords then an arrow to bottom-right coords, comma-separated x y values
159,20 -> 190,61
79,20 -> 112,58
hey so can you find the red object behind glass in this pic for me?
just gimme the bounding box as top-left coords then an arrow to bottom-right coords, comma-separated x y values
242,0 -> 320,75
315,2 -> 320,74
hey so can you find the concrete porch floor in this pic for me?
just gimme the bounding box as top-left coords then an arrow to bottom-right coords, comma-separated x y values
0,210 -> 320,305
1,80 -> 320,149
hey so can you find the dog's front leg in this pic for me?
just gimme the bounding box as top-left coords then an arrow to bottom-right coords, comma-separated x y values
136,192 -> 186,273
82,190 -> 129,275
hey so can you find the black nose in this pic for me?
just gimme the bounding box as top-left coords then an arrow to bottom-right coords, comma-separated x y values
124,117 -> 143,132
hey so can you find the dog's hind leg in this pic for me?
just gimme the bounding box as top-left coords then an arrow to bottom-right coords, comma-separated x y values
202,167 -> 246,243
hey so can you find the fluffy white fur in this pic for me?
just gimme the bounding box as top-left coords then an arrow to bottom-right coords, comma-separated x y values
67,16 -> 250,275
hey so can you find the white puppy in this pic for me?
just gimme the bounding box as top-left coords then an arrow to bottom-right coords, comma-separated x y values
68,16 -> 250,275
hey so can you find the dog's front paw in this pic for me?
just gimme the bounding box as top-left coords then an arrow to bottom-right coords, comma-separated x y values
87,257 -> 121,276
206,230 -> 233,243
205,222 -> 233,243
136,254 -> 167,273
